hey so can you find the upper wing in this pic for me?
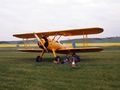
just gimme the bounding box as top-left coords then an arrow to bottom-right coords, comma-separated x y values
13,27 -> 103,39
56,47 -> 103,54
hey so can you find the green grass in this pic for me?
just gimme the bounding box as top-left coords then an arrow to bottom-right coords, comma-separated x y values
0,47 -> 120,90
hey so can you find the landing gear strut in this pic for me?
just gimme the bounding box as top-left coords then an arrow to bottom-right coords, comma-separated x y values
52,49 -> 61,64
36,50 -> 45,62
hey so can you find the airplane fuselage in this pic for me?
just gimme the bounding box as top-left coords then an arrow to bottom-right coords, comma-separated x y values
38,37 -> 66,51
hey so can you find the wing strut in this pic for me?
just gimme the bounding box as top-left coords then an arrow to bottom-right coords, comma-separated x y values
56,36 -> 62,41
33,33 -> 48,52
82,32 -> 88,47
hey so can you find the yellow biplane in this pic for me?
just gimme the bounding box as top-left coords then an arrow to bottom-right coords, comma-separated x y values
13,27 -> 103,63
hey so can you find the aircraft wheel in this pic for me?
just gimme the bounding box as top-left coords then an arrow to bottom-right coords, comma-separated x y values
54,56 -> 61,63
36,56 -> 42,62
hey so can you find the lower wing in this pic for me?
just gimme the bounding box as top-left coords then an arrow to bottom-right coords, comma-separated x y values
18,48 -> 43,53
56,47 -> 103,54
17,47 -> 103,54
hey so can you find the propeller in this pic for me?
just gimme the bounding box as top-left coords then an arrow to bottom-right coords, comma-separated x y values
33,32 -> 48,52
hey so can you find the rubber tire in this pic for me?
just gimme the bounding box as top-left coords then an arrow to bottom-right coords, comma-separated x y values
36,56 -> 42,62
55,56 -> 61,63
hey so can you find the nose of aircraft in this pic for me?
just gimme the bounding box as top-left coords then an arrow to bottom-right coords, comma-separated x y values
38,38 -> 45,46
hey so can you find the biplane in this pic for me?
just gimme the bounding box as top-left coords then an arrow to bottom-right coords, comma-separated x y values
13,27 -> 104,63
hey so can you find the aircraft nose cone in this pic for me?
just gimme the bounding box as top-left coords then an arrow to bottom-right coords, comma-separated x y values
38,37 -> 49,49
38,39 -> 45,46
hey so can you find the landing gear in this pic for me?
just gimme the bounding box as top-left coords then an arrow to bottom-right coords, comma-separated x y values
36,56 -> 42,62
36,50 -> 45,62
55,56 -> 61,61
53,56 -> 61,64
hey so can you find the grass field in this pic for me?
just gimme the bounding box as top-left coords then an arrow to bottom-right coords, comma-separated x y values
0,46 -> 120,90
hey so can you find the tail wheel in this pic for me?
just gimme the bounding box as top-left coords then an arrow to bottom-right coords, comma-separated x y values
36,56 -> 42,62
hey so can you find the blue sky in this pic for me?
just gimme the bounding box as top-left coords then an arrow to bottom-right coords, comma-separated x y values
0,0 -> 120,41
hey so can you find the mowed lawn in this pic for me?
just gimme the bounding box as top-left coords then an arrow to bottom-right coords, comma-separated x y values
0,47 -> 120,90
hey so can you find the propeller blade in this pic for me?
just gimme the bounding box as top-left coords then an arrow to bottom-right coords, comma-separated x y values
33,33 -> 48,52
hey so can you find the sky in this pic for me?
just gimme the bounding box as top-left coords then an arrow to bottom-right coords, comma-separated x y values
0,0 -> 120,41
